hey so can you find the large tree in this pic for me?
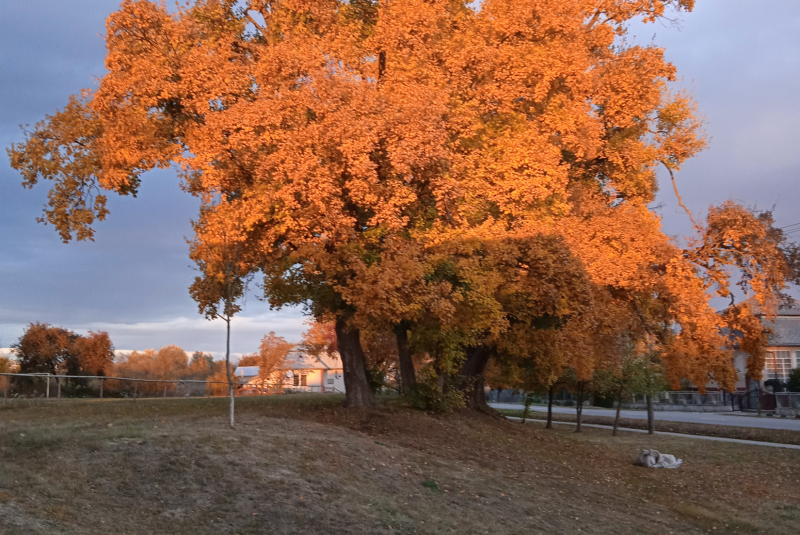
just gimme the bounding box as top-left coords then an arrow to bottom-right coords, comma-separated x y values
9,0 -> 794,409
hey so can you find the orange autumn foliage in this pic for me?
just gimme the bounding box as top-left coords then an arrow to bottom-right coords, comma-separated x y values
238,331 -> 293,379
8,0 -> 796,405
13,323 -> 115,377
299,320 -> 338,356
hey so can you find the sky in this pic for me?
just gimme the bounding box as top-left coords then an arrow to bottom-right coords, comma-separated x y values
1,1 -> 799,357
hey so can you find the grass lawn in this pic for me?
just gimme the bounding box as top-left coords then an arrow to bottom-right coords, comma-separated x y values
1,395 -> 799,534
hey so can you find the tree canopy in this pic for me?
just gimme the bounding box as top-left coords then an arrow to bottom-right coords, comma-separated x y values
12,323 -> 114,376
8,0 -> 797,408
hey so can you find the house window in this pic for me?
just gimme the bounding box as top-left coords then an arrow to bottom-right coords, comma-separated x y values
767,351 -> 792,381
293,375 -> 299,387
327,378 -> 334,385
300,374 -> 307,387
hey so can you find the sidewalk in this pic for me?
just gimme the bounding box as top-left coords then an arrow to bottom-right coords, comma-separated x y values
489,402 -> 800,431
506,416 -> 800,450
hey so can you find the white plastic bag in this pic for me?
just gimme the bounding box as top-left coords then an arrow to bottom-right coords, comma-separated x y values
634,449 -> 683,469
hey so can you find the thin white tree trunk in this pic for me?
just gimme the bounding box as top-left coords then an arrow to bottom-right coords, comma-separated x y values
229,384 -> 235,427
225,315 -> 235,428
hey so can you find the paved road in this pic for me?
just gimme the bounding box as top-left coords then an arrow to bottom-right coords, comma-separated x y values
489,403 -> 800,431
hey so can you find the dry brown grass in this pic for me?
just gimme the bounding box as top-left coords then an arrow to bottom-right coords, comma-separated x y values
0,395 -> 798,534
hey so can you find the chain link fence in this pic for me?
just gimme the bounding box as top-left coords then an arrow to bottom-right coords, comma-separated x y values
0,372 -> 350,406
775,392 -> 800,416
1,372 -> 235,405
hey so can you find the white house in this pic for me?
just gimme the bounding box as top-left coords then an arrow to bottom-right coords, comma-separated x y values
234,347 -> 345,394
731,302 -> 800,391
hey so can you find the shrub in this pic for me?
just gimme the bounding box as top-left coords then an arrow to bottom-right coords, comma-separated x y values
593,393 -> 615,408
407,366 -> 464,412
365,366 -> 386,394
788,368 -> 800,393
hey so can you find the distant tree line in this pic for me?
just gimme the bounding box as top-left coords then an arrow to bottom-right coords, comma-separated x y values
12,322 -> 114,377
8,323 -> 225,397
6,322 -> 346,398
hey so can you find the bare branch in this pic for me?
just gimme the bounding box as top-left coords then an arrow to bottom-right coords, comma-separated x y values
660,160 -> 699,229
586,8 -> 602,30
245,11 -> 267,36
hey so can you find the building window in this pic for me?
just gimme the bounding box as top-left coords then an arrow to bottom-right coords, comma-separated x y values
293,375 -> 299,387
300,374 -> 307,387
327,378 -> 334,385
767,351 -> 792,382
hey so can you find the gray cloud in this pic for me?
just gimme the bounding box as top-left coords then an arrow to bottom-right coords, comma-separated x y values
632,1 -> 800,237
0,1 -> 307,352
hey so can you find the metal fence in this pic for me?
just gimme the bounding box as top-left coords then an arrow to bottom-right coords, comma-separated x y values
728,391 -> 777,412
775,392 -> 800,410
1,372 -> 252,405
656,391 -> 730,406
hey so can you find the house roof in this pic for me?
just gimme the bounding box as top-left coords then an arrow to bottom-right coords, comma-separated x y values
748,300 -> 800,346
722,299 -> 800,348
283,348 -> 341,370
233,366 -> 260,379
745,298 -> 800,317
774,303 -> 800,317
234,348 -> 342,380
766,317 -> 800,347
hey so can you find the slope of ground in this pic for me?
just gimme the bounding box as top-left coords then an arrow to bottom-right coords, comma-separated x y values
0,395 -> 798,534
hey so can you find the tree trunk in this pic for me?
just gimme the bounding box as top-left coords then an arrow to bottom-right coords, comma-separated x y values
546,384 -> 555,429
575,382 -> 584,433
646,393 -> 655,434
460,345 -> 493,410
757,380 -> 762,416
225,315 -> 235,428
522,391 -> 533,423
335,317 -> 375,408
613,385 -> 624,436
394,323 -> 416,394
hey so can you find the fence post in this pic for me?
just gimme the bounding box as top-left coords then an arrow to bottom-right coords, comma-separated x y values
133,382 -> 138,401
46,374 -> 50,399
100,378 -> 104,401
163,383 -> 167,398
3,376 -> 8,406
57,377 -> 61,401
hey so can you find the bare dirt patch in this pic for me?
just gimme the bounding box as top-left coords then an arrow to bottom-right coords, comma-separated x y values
0,396 -> 798,534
